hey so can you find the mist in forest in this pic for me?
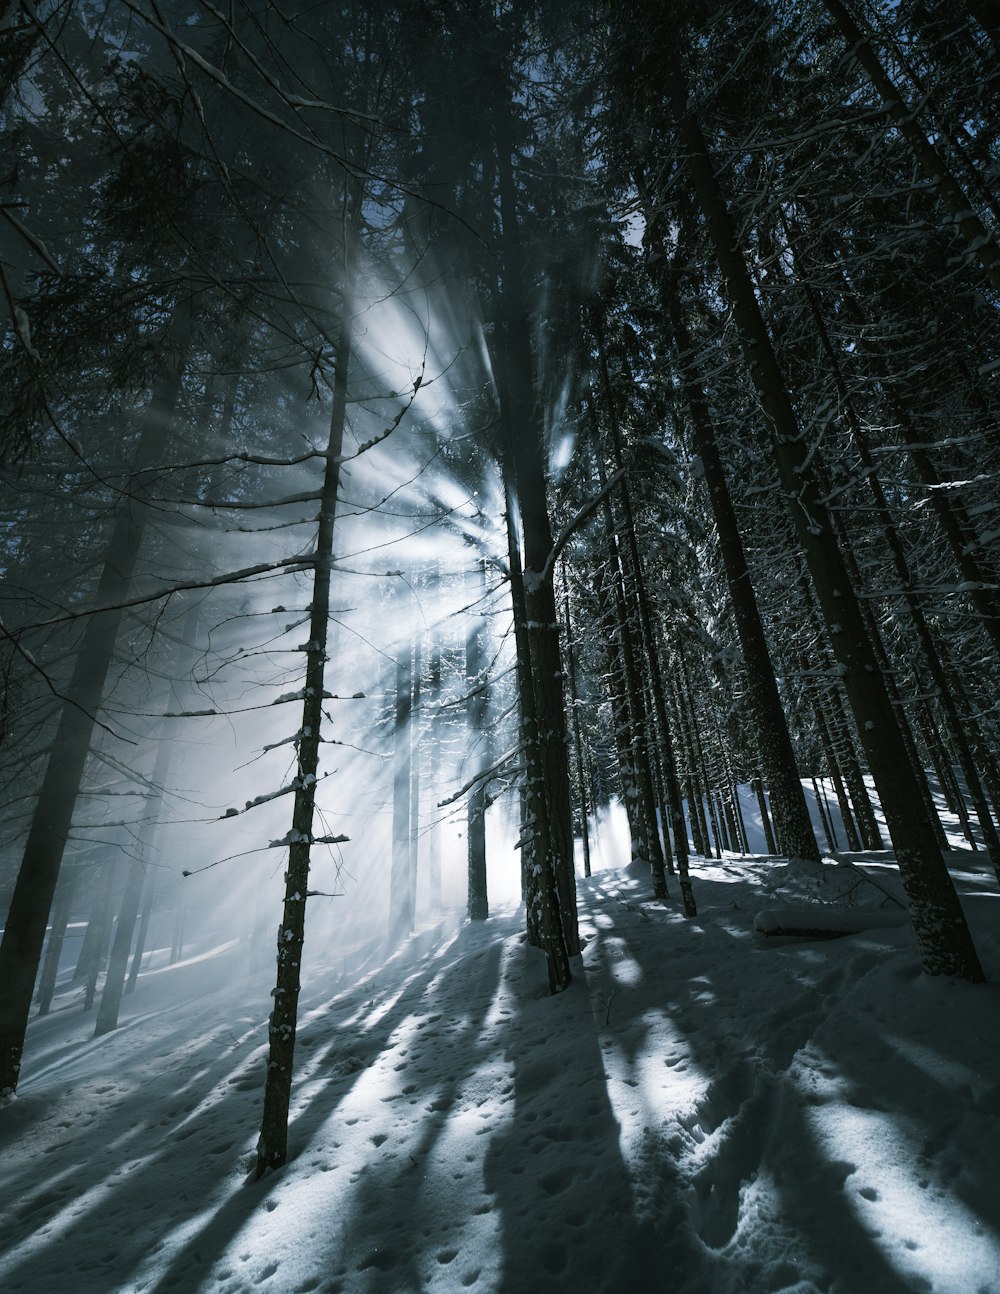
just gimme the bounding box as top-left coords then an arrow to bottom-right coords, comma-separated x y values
0,277 -> 517,969
2,0 -> 999,1289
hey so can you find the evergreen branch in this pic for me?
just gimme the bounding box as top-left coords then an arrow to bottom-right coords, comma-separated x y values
11,556 -> 316,634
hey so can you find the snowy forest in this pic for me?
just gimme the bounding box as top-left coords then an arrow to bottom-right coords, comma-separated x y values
1,0 -> 999,1290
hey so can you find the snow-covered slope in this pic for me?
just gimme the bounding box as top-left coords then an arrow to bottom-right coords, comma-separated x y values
2,852 -> 999,1294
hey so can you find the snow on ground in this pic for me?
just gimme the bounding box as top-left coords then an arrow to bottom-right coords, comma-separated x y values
2,843 -> 999,1294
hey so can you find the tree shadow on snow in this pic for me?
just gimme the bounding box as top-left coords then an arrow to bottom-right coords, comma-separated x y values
579,866 -> 995,1293
479,936 -> 690,1293
0,920 -> 473,1294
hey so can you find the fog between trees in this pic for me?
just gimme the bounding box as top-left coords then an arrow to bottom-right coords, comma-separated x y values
1,0 -> 998,1181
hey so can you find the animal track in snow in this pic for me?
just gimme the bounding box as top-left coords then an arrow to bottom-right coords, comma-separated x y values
540,1169 -> 573,1196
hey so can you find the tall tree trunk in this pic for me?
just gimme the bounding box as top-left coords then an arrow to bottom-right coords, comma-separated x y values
97,601 -> 198,1034
562,576 -> 592,880
819,230 -> 1000,662
814,777 -> 839,852
802,658 -> 861,851
0,310 -> 190,1093
783,207 -> 980,852
859,5 -> 1000,224
670,669 -> 709,857
918,704 -> 960,816
593,444 -> 668,898
388,641 -> 413,945
753,775 -> 778,854
83,857 -> 117,1012
426,634 -> 443,910
95,711 -> 178,1035
593,564 -> 646,861
125,867 -> 155,995
662,57 -> 983,980
501,473 -> 540,938
648,250 -> 820,863
409,633 -> 422,923
644,703 -> 674,873
819,0 -> 1000,290
255,258 -> 353,1176
591,321 -> 694,909
502,459 -> 570,987
678,647 -> 722,860
35,865 -> 78,1016
170,897 -> 185,965
466,557 -> 489,922
495,121 -> 579,967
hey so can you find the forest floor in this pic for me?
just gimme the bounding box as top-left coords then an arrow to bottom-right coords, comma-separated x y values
1,844 -> 999,1294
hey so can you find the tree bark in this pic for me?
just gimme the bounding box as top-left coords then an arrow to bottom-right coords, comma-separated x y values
35,865 -> 78,1016
125,867 -> 155,995
562,576 -> 593,879
494,121 -> 578,974
0,309 -> 190,1093
651,264 -> 820,862
95,706 -> 179,1035
83,858 -> 117,1012
593,564 -> 647,861
256,256 -> 352,1175
670,669 -> 709,857
409,633 -> 422,923
426,634 -> 443,910
389,644 -> 413,944
593,443 -> 668,897
753,775 -> 777,854
663,58 -> 983,980
591,317 -> 695,909
783,208 -> 988,852
466,557 -> 489,922
819,0 -> 1000,291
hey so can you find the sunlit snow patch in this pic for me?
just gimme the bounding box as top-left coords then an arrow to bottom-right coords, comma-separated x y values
807,1100 -> 1000,1292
